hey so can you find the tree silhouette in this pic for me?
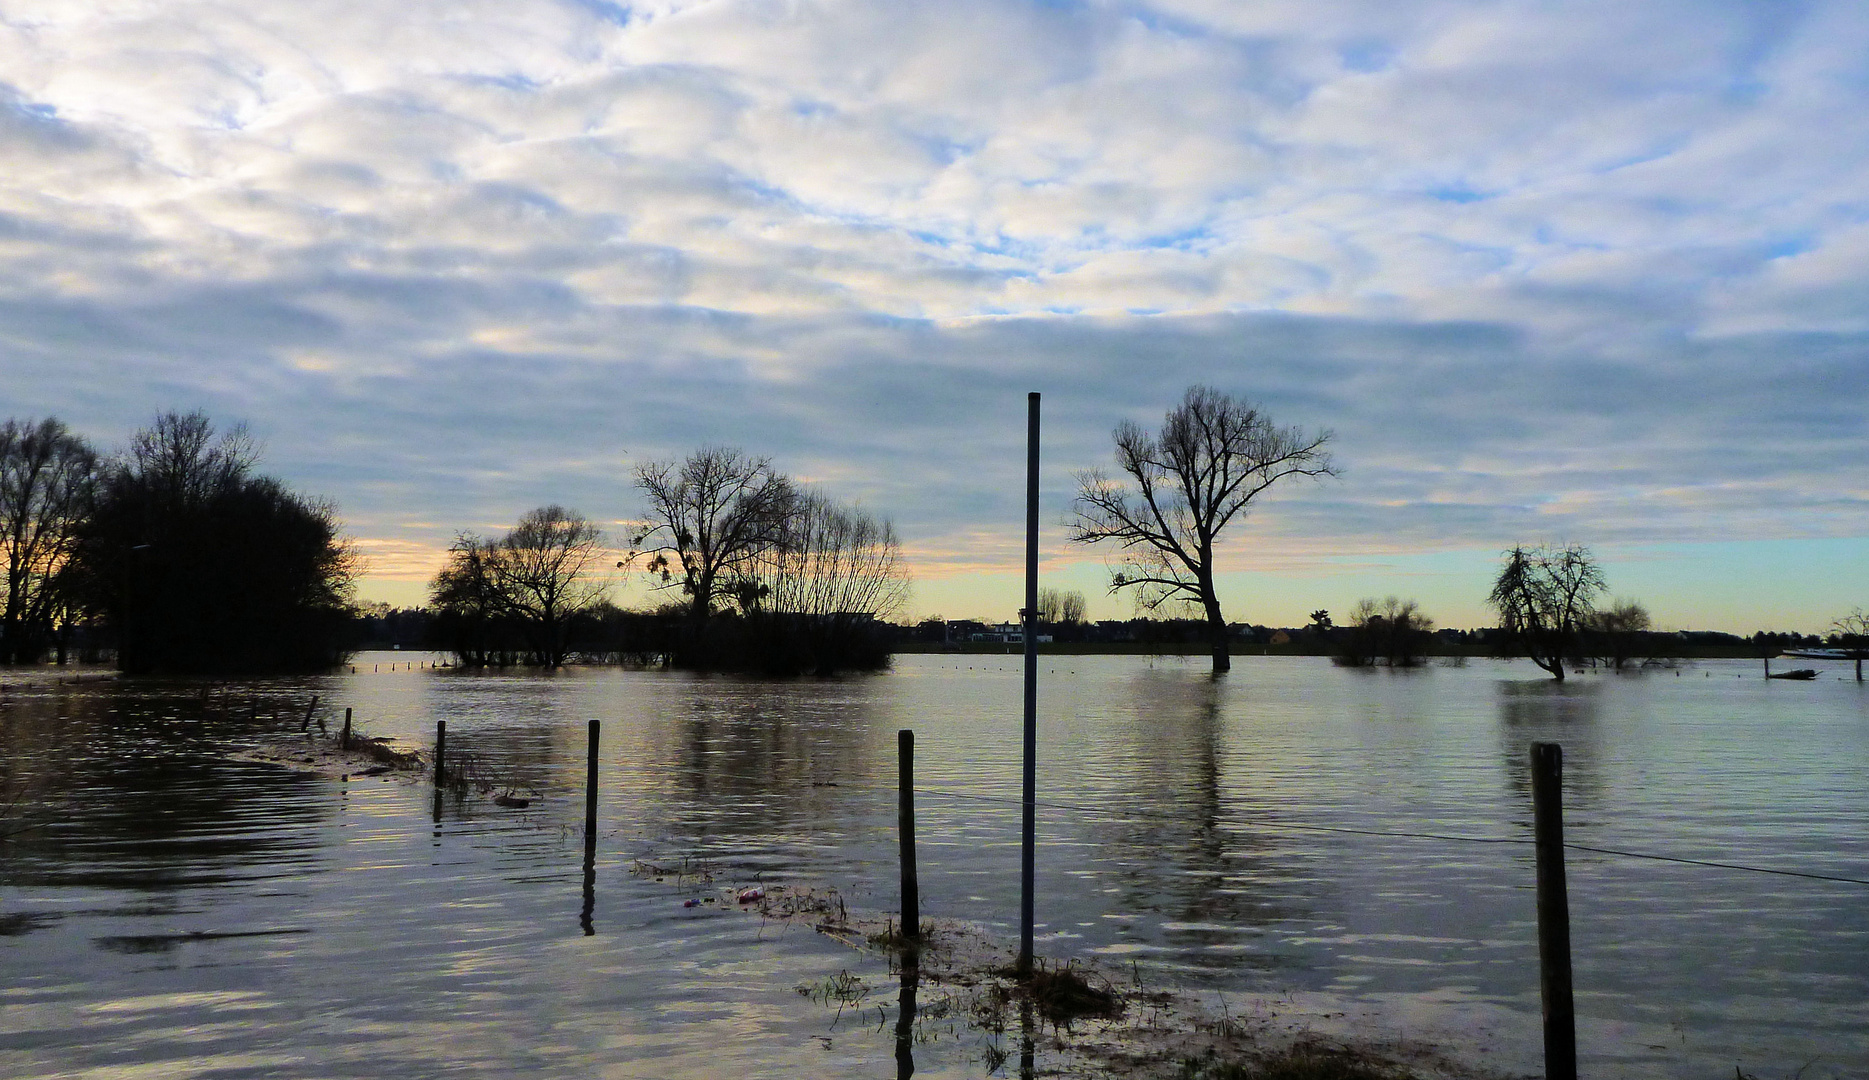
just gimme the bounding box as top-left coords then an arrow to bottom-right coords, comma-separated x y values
1,418 -> 98,663
429,507 -> 607,668
1834,607 -> 1867,682
631,447 -> 796,624
1486,543 -> 1605,682
1071,386 -> 1336,673
70,412 -> 356,674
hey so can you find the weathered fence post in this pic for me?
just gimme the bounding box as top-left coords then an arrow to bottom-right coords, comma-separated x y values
1019,390 -> 1039,976
341,707 -> 352,751
1531,741 -> 1577,1080
584,719 -> 601,850
898,728 -> 919,946
434,720 -> 447,785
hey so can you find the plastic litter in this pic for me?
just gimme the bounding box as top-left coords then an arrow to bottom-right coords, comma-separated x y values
737,888 -> 765,904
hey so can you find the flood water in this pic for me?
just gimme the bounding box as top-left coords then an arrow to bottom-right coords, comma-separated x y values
2,653 -> 1866,1079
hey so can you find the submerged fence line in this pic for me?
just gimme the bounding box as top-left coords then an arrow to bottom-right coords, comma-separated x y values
583,756 -> 1869,888
913,784 -> 1869,887
387,713 -> 1869,890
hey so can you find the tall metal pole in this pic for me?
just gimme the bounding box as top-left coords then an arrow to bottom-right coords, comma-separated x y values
898,729 -> 920,947
1019,391 -> 1040,975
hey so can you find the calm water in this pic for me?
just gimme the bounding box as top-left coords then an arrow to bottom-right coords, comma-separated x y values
2,653 -> 1866,1078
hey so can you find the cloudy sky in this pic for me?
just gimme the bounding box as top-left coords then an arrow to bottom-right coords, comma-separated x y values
3,0 -> 1866,632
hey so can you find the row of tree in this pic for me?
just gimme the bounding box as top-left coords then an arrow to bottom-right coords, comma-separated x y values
1,413 -> 356,672
427,447 -> 909,674
1064,385 -> 1859,679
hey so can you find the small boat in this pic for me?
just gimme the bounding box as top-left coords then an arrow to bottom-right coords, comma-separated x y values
1765,668 -> 1819,680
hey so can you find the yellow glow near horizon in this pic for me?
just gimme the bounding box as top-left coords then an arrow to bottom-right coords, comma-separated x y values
357,536 -> 1869,636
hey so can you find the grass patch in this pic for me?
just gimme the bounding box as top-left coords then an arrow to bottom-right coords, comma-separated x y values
986,958 -> 1123,1028
1179,1039 -> 1424,1080
347,734 -> 423,770
865,917 -> 934,952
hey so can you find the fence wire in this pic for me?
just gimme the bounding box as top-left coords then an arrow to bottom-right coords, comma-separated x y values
640,760 -> 1869,888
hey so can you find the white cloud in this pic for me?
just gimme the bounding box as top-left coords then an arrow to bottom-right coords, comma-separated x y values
0,0 -> 1865,608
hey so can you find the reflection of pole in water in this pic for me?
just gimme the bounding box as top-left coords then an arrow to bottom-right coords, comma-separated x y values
582,718 -> 601,936
1019,998 -> 1035,1080
580,850 -> 596,936
893,963 -> 917,1080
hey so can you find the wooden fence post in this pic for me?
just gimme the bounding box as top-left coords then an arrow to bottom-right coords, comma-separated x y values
584,719 -> 601,851
434,720 -> 447,785
341,707 -> 351,751
898,729 -> 919,946
1531,741 -> 1577,1080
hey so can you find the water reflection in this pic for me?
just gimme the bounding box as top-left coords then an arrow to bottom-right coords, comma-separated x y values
0,682 -> 330,892
1493,679 -> 1605,809
659,679 -> 882,850
581,807 -> 597,936
894,962 -> 916,1079
1097,670 -> 1309,973
1,657 -> 1862,1080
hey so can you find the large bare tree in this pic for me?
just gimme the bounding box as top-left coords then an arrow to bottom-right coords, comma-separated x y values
1486,543 -> 1606,682
429,506 -> 607,668
631,447 -> 797,622
491,506 -> 607,668
1071,386 -> 1336,673
1,418 -> 99,663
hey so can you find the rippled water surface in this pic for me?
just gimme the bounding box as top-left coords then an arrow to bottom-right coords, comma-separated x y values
2,653 -> 1866,1078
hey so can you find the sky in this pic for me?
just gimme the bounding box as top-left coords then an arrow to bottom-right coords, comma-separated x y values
2,0 -> 1866,634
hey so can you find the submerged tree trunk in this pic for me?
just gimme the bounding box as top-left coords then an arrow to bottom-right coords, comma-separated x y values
1201,581 -> 1231,674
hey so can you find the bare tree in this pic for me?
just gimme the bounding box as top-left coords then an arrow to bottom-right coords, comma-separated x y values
491,506 -> 607,668
1486,543 -> 1606,682
631,448 -> 797,622
1584,598 -> 1652,671
430,508 -> 607,668
429,534 -> 528,668
1036,588 -> 1087,626
1071,386 -> 1336,673
1,418 -> 98,663
1833,607 -> 1867,682
1338,596 -> 1434,667
749,492 -> 909,673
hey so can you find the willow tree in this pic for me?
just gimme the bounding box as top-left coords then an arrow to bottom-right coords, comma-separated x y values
492,506 -> 607,668
1486,543 -> 1605,682
752,492 -> 909,673
1339,596 -> 1435,668
1071,385 -> 1336,673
